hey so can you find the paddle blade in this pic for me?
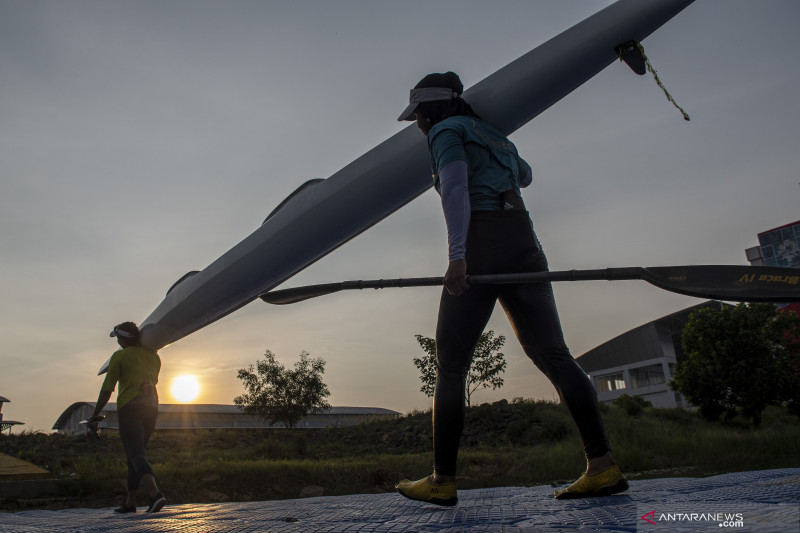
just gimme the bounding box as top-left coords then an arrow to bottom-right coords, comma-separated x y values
98,356 -> 111,375
642,265 -> 800,302
79,415 -> 106,425
260,283 -> 346,305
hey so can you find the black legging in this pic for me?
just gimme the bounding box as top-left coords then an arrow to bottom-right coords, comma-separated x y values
118,402 -> 158,491
433,210 -> 610,476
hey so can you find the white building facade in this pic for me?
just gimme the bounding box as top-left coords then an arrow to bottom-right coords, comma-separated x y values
576,301 -> 727,408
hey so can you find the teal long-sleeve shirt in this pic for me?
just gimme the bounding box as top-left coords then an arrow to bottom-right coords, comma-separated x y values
428,116 -> 532,261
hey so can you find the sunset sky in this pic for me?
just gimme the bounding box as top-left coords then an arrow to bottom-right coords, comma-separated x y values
2,0 -> 798,432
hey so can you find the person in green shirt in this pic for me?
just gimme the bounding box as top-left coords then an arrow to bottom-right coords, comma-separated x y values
90,321 -> 166,514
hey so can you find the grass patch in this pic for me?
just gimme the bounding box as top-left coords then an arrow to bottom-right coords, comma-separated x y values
1,400 -> 798,511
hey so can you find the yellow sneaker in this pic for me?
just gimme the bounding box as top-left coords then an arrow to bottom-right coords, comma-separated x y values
554,463 -> 629,499
396,476 -> 458,507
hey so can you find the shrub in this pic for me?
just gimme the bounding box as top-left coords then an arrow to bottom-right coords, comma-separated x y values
613,394 -> 652,416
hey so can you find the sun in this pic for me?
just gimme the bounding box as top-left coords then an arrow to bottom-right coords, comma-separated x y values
170,374 -> 200,403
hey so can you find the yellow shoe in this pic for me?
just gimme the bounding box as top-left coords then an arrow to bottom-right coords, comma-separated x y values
554,463 -> 629,499
396,476 -> 458,507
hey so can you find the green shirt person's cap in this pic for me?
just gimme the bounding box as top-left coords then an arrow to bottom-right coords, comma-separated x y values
110,324 -> 138,338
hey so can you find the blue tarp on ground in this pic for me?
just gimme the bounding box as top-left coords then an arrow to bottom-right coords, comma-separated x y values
1,469 -> 798,532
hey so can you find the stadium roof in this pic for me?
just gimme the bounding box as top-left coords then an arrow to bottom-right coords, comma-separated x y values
53,403 -> 399,430
576,301 -> 726,373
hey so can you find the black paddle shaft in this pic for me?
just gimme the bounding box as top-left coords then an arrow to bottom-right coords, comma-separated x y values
259,265 -> 800,305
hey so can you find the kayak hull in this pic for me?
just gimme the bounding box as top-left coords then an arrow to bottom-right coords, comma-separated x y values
99,0 -> 695,374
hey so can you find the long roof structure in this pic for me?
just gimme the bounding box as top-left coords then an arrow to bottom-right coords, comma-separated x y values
576,300 -> 726,373
53,403 -> 399,430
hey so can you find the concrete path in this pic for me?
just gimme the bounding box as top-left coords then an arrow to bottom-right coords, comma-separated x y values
0,453 -> 49,482
1,469 -> 797,532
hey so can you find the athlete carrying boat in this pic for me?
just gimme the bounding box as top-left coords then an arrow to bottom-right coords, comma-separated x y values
394,72 -> 628,505
89,322 -> 167,513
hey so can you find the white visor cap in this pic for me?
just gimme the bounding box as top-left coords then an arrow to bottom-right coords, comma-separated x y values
398,87 -> 459,121
110,327 -> 137,339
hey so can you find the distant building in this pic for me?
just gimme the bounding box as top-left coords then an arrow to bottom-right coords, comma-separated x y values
745,219 -> 800,315
577,221 -> 799,409
52,403 -> 400,436
575,301 -> 727,408
0,396 -> 24,434
744,219 -> 800,269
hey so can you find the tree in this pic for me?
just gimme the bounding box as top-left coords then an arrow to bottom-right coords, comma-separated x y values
413,330 -> 507,407
773,307 -> 800,418
671,303 -> 800,426
234,350 -> 331,428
